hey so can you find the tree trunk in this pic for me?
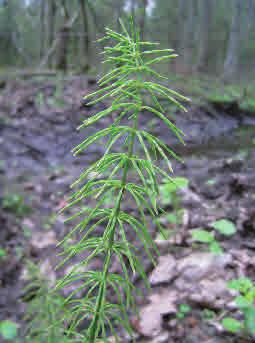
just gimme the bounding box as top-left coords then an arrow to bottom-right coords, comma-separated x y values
55,1 -> 71,71
175,0 -> 186,71
177,0 -> 197,72
40,0 -> 46,59
195,0 -> 213,72
184,0 -> 197,69
112,0 -> 123,31
55,26 -> 69,71
139,0 -> 148,41
78,0 -> 90,71
178,0 -> 187,51
48,0 -> 57,66
223,0 -> 243,81
41,7 -> 77,71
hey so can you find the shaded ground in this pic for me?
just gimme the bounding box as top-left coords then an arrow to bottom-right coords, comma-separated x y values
0,76 -> 254,342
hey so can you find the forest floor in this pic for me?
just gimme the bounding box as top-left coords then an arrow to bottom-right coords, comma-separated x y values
0,75 -> 255,342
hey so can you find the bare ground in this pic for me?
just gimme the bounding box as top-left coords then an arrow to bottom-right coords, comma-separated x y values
0,76 -> 254,342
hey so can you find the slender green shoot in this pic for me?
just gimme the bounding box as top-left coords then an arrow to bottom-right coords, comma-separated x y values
57,20 -> 189,342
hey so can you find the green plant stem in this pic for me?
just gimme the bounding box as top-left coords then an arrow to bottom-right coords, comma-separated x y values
88,112 -> 139,342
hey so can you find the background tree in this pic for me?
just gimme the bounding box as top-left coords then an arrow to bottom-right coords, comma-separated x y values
78,0 -> 90,71
138,0 -> 148,41
47,0 -> 57,66
0,0 -> 254,80
223,0 -> 244,81
195,0 -> 213,72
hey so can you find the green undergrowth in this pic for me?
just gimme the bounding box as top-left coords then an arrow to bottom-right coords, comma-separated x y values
164,73 -> 255,113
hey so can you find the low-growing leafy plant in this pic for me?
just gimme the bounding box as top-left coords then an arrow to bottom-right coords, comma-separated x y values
35,92 -> 45,109
202,309 -> 216,321
23,262 -> 70,342
159,176 -> 189,234
211,219 -> 236,236
0,247 -> 7,259
176,304 -> 191,319
22,225 -> 32,240
222,277 -> 255,336
2,193 -> 31,216
191,219 -> 237,254
191,228 -> 222,253
159,176 -> 189,206
0,320 -> 18,341
56,20 -> 189,341
43,213 -> 58,230
205,178 -> 216,186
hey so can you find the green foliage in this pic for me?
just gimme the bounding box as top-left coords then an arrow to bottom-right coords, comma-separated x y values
35,92 -> 45,108
23,262 -> 71,342
0,320 -> 18,341
191,229 -> 215,244
191,220 -> 236,254
228,278 -> 253,293
22,225 -> 32,240
191,229 -> 222,254
211,219 -> 237,236
176,304 -> 192,319
159,177 -> 189,205
166,73 -> 255,114
0,248 -> 7,259
202,309 -> 216,320
209,241 -> 223,254
165,213 -> 179,224
222,277 -> 255,336
43,213 -> 58,230
56,21 -> 188,341
222,317 -> 243,333
2,193 -> 31,217
206,179 -> 216,186
158,176 -> 188,238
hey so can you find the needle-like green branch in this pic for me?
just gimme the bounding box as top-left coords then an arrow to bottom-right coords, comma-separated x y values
57,20 -> 189,342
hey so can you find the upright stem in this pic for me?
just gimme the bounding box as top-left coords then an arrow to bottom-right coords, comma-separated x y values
88,111 -> 140,342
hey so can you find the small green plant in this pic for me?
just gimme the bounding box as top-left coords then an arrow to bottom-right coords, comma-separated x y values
222,277 -> 255,335
159,176 -> 189,205
159,176 -> 189,235
56,20 -> 189,341
205,178 -> 216,186
211,219 -> 236,236
0,248 -> 7,259
157,211 -> 182,240
176,304 -> 191,319
15,246 -> 24,260
2,193 -> 31,216
23,262 -> 70,342
191,219 -> 237,254
0,320 -> 18,341
43,213 -> 58,230
48,77 -> 66,108
202,309 -> 216,321
191,229 -> 222,253
35,92 -> 45,108
22,225 -> 32,239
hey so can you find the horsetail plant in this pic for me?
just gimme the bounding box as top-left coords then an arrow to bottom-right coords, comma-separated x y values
57,21 -> 189,342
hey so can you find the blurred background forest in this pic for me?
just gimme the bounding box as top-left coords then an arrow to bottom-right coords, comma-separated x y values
0,0 -> 254,81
